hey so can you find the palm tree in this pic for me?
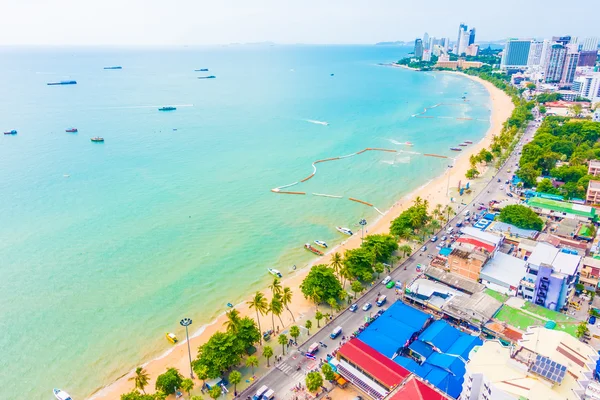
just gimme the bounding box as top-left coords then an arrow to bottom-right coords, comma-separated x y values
315,311 -> 324,328
278,334 -> 288,355
246,355 -> 259,374
309,288 -> 321,310
289,325 -> 300,345
229,370 -> 242,396
414,196 -> 423,207
193,364 -> 208,389
263,345 -> 274,367
443,205 -> 456,223
305,319 -> 312,335
339,264 -> 352,289
128,367 -> 150,394
270,294 -> 285,330
330,252 -> 343,278
327,297 -> 337,314
223,308 -> 241,333
400,244 -> 412,258
247,291 -> 268,343
209,386 -> 222,400
269,278 -> 283,296
181,378 -> 194,398
281,287 -> 295,322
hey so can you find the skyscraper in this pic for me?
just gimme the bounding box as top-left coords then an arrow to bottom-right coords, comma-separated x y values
552,36 -> 572,46
561,44 -> 580,84
414,38 -> 424,59
501,39 -> 532,70
423,32 -> 430,50
458,30 -> 470,55
456,23 -> 467,53
545,43 -> 567,83
579,51 -> 599,67
582,37 -> 599,51
527,40 -> 545,66
468,28 -> 476,46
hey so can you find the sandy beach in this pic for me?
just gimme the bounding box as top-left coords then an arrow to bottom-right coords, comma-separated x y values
90,72 -> 514,400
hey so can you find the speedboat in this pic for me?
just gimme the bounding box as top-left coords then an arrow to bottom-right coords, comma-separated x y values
159,106 -> 176,111
464,140 -> 473,144
304,243 -> 324,256
450,147 -> 462,151
226,303 -> 233,308
336,226 -> 353,236
268,268 -> 282,278
404,141 -> 413,146
195,68 -> 209,71
197,75 -> 216,79
47,80 -> 77,85
90,137 -> 104,142
103,66 -> 122,70
65,128 -> 78,133
53,389 -> 72,400
314,240 -> 328,248
3,130 -> 17,135
459,143 -> 468,146
166,332 -> 178,344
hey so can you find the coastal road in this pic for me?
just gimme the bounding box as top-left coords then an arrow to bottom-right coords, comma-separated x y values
240,120 -> 538,399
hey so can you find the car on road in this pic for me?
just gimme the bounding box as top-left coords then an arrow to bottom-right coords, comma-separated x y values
382,276 -> 392,285
441,235 -> 447,241
506,192 -> 514,197
362,302 -> 372,311
505,180 -> 509,184
456,221 -> 463,227
499,186 -> 504,190
497,178 -> 501,182
431,235 -> 438,242
386,280 -> 395,289
349,304 -> 358,312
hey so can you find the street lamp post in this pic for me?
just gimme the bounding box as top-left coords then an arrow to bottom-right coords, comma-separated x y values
359,219 -> 367,241
446,164 -> 453,197
180,318 -> 194,379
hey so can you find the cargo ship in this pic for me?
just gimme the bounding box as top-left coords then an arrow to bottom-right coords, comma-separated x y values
3,130 -> 17,135
90,137 -> 104,142
304,243 -> 324,256
103,66 -> 122,70
195,68 -> 209,71
65,128 -> 78,133
47,80 -> 77,85
158,106 -> 176,111
198,75 -> 216,79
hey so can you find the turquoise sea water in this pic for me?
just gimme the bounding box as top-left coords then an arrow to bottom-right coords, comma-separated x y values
0,45 -> 490,399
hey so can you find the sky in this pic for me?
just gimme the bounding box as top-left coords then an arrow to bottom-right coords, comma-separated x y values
2,0 -> 599,46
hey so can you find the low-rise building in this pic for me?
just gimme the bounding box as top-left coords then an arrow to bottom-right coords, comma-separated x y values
527,197 -> 596,222
434,58 -> 484,70
447,246 -> 489,280
579,256 -> 600,292
480,252 -> 527,296
424,267 -> 485,295
586,180 -> 600,204
587,160 -> 600,176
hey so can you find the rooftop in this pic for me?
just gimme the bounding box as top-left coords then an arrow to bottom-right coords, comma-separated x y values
481,252 -> 527,289
406,278 -> 463,310
424,267 -> 485,295
589,160 -> 600,169
589,180 -> 600,190
527,197 -> 596,218
442,291 -> 503,323
385,374 -> 450,400
488,221 -> 539,239
461,226 -> 503,245
455,237 -> 495,253
528,242 -> 559,266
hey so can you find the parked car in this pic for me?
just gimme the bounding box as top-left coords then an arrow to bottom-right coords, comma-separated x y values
441,235 -> 447,241
382,276 -> 392,285
349,304 -> 358,312
386,280 -> 395,289
431,235 -> 438,242
362,302 -> 372,311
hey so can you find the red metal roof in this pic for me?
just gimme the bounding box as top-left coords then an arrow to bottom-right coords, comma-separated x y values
338,339 -> 410,387
455,237 -> 495,253
388,375 -> 451,400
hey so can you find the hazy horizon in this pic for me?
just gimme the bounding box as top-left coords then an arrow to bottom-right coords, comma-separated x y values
2,0 -> 599,46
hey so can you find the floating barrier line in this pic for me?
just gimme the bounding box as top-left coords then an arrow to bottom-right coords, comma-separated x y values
272,190 -> 306,195
313,193 -> 343,198
349,198 -> 373,207
423,153 -> 449,159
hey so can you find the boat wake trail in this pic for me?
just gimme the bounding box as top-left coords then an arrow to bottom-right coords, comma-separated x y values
388,139 -> 414,146
306,119 -> 329,126
92,104 -> 195,110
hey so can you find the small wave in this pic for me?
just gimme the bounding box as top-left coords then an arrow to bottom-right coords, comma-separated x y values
381,160 -> 395,165
388,139 -> 414,147
395,156 -> 411,164
306,119 -> 329,126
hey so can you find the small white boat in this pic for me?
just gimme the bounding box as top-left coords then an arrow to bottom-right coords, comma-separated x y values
336,226 -> 353,236
314,240 -> 328,248
54,389 -> 73,400
268,268 -> 282,278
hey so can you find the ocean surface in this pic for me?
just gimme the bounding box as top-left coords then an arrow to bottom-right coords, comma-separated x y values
0,45 -> 490,399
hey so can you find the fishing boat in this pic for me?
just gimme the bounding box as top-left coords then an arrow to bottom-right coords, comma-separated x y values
103,66 -> 122,70
198,75 -> 216,79
166,332 -> 178,344
268,268 -> 282,278
314,240 -> 328,248
336,226 -> 353,236
226,303 -> 233,308
65,128 -> 78,133
195,68 -> 209,71
304,243 -> 324,256
450,147 -> 462,151
464,140 -> 473,144
3,130 -> 17,135
47,80 -> 77,85
158,106 -> 176,111
53,389 -> 73,400
90,137 -> 104,142
459,143 -> 468,146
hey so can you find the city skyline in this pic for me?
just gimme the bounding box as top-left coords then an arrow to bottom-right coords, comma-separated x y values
1,0 -> 599,46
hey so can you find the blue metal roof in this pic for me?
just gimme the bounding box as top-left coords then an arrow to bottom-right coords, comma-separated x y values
418,320 -> 461,352
408,340 -> 434,359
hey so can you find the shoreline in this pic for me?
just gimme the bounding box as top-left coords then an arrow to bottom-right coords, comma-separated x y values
90,71 -> 514,400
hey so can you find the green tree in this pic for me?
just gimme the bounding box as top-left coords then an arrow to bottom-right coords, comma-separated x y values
343,247 -> 375,280
269,294 -> 285,331
192,364 -> 208,388
223,308 -> 241,333
128,367 -> 150,394
190,396 -> 204,400
536,178 -> 557,194
399,244 -> 412,258
278,333 -> 288,355
269,278 -> 283,296
315,311 -> 324,328
195,332 -> 244,379
374,262 -> 385,279
361,234 -> 399,262
289,325 -> 300,344
181,378 -> 194,398
539,105 -> 547,114
330,252 -> 343,278
327,297 -> 338,314
321,363 -> 335,381
120,391 -> 156,400
300,264 -> 343,304
155,368 -> 183,395
263,345 -> 274,367
526,82 -> 536,92
305,371 -> 324,393
245,355 -> 259,374
498,205 -> 544,231
281,287 -> 295,322
154,392 -> 167,400
247,291 -> 268,344
517,164 -> 541,187
466,168 -> 480,179
576,321 -> 589,338
350,280 -> 364,299
229,370 -> 242,395
235,316 -> 261,351
305,320 -> 312,335
208,385 -> 222,400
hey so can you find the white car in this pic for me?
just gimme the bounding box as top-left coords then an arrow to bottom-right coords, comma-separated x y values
382,276 -> 392,285
362,302 -> 372,311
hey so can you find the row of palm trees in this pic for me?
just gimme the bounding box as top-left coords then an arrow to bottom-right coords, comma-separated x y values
247,278 -> 294,344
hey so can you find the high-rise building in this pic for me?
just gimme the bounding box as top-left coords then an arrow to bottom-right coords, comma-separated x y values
572,72 -> 600,104
527,40 -> 545,66
423,32 -> 430,50
468,28 -> 476,45
458,30 -> 470,55
545,43 -> 567,83
552,36 -> 572,46
561,44 -> 580,84
443,37 -> 450,52
414,38 -> 424,59
539,39 -> 551,68
579,51 -> 598,67
465,44 -> 479,57
456,23 -> 467,53
422,49 -> 431,62
501,38 -> 531,70
582,37 -> 599,51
